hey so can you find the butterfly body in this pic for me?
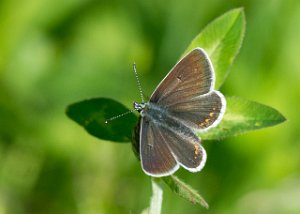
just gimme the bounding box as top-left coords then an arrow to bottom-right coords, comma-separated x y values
138,102 -> 199,144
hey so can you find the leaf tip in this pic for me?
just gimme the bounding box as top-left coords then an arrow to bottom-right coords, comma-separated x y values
228,7 -> 246,25
277,111 -> 287,124
231,7 -> 245,14
203,201 -> 209,209
65,104 -> 73,119
265,105 -> 287,126
163,175 -> 209,209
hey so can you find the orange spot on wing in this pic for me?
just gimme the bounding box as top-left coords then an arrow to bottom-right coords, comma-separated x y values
198,122 -> 205,127
194,144 -> 200,159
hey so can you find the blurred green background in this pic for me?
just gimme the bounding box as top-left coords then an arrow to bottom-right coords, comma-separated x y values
0,0 -> 299,213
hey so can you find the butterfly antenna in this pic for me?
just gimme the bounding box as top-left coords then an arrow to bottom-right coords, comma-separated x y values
133,63 -> 145,103
105,109 -> 135,124
105,63 -> 144,124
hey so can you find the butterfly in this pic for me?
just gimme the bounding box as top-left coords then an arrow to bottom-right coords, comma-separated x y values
134,48 -> 226,177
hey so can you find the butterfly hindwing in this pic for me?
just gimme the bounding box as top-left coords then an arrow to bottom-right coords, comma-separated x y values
167,91 -> 226,131
159,125 -> 206,171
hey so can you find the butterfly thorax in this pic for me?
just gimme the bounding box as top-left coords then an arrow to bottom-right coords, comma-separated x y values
140,102 -> 166,120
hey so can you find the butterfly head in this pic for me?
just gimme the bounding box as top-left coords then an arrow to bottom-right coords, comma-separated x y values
133,102 -> 145,112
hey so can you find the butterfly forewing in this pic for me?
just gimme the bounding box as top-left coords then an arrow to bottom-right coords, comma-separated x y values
140,117 -> 178,176
150,48 -> 214,105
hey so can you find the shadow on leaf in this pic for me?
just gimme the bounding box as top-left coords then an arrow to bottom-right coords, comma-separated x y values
66,98 -> 138,142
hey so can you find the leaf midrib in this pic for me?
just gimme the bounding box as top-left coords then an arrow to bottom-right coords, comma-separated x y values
209,10 -> 241,60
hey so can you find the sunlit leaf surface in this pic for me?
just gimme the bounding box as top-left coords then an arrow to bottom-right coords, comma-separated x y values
200,96 -> 286,140
184,8 -> 245,89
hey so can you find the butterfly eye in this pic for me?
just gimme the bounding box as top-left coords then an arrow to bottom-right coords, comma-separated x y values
134,102 -> 145,112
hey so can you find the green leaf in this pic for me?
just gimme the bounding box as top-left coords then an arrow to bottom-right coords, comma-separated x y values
66,98 -> 138,142
200,96 -> 286,140
183,8 -> 245,89
162,175 -> 209,209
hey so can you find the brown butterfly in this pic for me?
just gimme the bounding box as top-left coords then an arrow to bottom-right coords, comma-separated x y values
133,48 -> 226,177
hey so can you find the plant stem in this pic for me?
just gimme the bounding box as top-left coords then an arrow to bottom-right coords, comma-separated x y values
148,178 -> 163,214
